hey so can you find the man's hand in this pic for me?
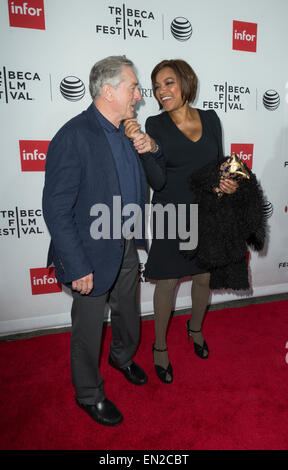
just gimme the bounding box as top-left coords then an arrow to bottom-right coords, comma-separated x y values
124,118 -> 141,139
72,273 -> 93,295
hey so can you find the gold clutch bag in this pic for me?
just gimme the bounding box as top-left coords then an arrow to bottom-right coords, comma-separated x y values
214,153 -> 250,198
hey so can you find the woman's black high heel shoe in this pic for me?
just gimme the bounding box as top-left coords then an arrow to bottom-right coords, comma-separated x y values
186,320 -> 209,359
152,344 -> 173,384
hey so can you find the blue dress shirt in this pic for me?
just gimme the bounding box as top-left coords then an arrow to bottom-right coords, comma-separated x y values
93,105 -> 142,210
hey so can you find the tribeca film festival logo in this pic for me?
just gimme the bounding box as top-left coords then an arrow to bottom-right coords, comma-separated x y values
19,140 -> 49,171
90,196 -> 198,251
0,207 -> 44,238
230,144 -> 254,170
278,262 -> 288,270
96,4 -> 155,39
0,66 -> 41,103
30,267 -> 62,295
233,20 -> 257,53
8,0 -> 45,30
203,82 -> 251,112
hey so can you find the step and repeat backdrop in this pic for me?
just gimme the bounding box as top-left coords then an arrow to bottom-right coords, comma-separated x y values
1,0 -> 288,335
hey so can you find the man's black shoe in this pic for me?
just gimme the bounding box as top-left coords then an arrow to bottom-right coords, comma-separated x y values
76,398 -> 123,426
108,356 -> 148,385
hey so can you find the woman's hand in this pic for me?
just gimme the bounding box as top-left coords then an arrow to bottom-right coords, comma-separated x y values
132,132 -> 158,154
219,177 -> 238,194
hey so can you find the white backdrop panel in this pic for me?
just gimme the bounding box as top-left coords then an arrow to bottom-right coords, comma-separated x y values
0,0 -> 287,335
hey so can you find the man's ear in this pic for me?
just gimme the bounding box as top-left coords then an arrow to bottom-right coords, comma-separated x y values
102,83 -> 114,102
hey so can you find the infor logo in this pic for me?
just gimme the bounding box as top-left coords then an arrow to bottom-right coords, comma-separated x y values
230,143 -> 254,170
19,140 -> 50,171
233,20 -> 257,52
30,267 -> 62,295
8,0 -> 45,30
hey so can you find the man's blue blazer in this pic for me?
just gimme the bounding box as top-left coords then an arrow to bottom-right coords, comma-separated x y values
42,103 -> 147,296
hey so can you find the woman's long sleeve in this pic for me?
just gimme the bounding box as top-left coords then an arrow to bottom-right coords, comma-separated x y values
138,152 -> 166,191
137,115 -> 167,191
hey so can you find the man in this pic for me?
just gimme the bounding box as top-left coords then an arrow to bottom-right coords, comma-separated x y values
42,56 -> 148,426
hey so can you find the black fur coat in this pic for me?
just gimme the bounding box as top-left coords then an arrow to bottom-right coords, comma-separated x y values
183,158 -> 267,290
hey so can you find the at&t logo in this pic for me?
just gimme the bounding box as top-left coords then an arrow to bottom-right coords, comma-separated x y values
8,0 -> 45,30
30,267 -> 62,295
263,90 -> 280,110
20,140 -> 49,171
170,17 -> 192,41
60,76 -> 85,101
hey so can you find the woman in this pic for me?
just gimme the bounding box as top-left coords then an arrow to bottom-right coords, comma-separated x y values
125,59 -> 237,384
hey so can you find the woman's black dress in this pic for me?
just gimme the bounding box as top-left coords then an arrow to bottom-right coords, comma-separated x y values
140,109 -> 223,280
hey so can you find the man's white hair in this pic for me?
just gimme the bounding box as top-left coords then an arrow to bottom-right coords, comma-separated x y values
89,55 -> 134,99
